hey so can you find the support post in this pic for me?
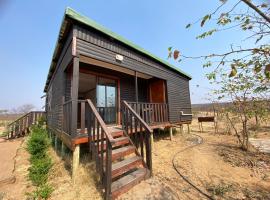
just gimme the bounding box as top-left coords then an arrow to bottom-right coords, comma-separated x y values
72,144 -> 80,183
54,135 -> 58,151
150,132 -> 154,149
180,125 -> 184,134
187,124 -> 190,134
169,127 -> 173,141
61,141 -> 65,158
71,56 -> 79,137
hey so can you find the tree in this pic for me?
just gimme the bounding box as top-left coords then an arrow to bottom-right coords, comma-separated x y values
210,67 -> 270,150
17,104 -> 35,114
169,0 -> 270,80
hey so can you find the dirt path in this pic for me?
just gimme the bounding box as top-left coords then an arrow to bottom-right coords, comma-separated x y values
0,138 -> 32,200
0,139 -> 22,184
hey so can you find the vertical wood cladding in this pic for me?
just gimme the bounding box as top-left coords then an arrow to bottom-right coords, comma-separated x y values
46,30 -> 73,131
74,25 -> 192,123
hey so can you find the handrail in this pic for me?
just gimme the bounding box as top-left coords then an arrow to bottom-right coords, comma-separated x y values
122,101 -> 152,133
85,99 -> 114,199
7,111 -> 45,139
121,100 -> 153,175
86,99 -> 115,144
8,111 -> 45,127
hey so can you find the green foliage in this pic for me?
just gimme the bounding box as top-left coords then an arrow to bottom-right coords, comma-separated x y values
28,157 -> 52,186
201,14 -> 211,27
26,184 -> 54,200
169,0 -> 270,81
27,126 -> 50,160
196,29 -> 217,39
27,126 -> 53,199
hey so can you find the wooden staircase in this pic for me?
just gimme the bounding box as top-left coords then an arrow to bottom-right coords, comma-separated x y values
7,111 -> 46,139
84,100 -> 152,199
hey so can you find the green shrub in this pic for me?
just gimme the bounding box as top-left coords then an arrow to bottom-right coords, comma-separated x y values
27,184 -> 54,200
27,127 -> 50,159
26,126 -> 53,199
29,157 -> 52,186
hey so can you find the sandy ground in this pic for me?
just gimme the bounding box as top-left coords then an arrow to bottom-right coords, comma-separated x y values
0,120 -> 269,200
120,123 -> 270,200
0,138 -> 33,200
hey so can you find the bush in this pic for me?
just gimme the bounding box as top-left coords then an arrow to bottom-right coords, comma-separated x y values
27,126 -> 50,160
26,125 -> 53,199
27,184 -> 54,200
28,157 -> 52,186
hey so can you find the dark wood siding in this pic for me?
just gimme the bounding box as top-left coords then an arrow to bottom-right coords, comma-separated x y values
74,25 -> 192,123
46,30 -> 73,130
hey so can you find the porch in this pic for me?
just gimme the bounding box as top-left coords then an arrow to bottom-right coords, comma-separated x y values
47,55 -> 191,199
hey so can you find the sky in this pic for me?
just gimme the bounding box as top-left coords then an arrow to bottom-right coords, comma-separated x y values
0,0 -> 250,110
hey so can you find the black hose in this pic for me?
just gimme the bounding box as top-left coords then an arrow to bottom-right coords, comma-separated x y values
172,134 -> 215,200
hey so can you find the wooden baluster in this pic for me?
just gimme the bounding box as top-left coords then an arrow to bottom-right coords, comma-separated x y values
140,123 -> 146,161
101,129 -> 104,183
140,123 -> 144,158
80,102 -> 85,134
96,122 -> 100,175
105,142 -> 112,200
161,104 -> 164,122
92,118 -> 96,160
146,132 -> 152,175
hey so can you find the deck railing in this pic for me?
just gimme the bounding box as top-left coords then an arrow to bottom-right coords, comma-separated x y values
121,100 -> 152,174
7,111 -> 46,138
127,102 -> 169,125
85,99 -> 115,199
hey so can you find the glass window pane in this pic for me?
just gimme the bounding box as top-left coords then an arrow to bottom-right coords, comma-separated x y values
106,86 -> 116,107
97,85 -> 105,107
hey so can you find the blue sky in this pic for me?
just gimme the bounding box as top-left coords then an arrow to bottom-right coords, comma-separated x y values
0,0 -> 249,110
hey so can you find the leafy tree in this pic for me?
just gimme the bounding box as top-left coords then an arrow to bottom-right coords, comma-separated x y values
167,0 -> 270,150
210,67 -> 270,150
169,0 -> 270,80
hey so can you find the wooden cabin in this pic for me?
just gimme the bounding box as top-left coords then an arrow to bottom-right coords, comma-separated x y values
44,7 -> 192,199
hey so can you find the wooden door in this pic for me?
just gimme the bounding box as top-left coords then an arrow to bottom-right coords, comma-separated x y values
149,79 -> 166,103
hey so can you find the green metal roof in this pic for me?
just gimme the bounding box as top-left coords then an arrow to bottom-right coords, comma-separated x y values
45,7 -> 191,92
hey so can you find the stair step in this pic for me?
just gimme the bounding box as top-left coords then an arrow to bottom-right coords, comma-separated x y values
111,168 -> 147,199
77,128 -> 124,139
112,156 -> 143,179
94,137 -> 129,152
100,146 -> 136,161
113,137 -> 130,147
111,130 -> 124,138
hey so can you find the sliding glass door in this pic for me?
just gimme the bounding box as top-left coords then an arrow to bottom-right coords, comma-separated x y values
96,77 -> 117,124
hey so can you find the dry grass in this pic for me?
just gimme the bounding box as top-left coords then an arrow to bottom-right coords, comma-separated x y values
45,116 -> 270,200
48,147 -> 103,200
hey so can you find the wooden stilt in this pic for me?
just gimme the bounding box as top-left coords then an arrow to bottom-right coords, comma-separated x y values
201,122 -> 203,133
61,141 -> 65,158
169,127 -> 173,141
72,144 -> 80,183
150,132 -> 154,149
187,124 -> 190,134
181,125 -> 184,134
54,135 -> 58,150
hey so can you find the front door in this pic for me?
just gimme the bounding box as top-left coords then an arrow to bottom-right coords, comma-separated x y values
96,77 -> 117,124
